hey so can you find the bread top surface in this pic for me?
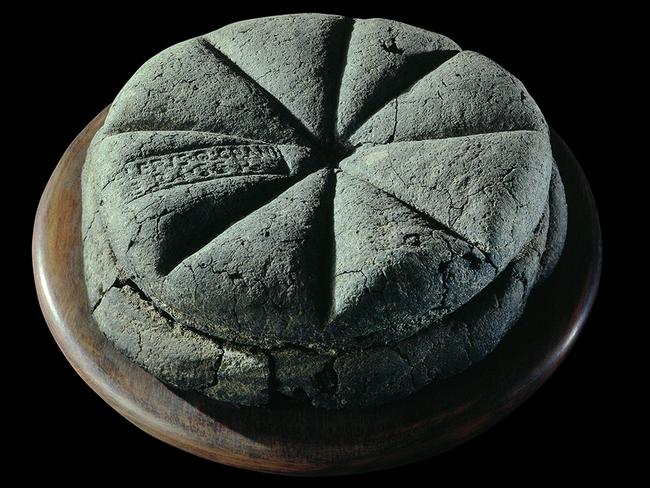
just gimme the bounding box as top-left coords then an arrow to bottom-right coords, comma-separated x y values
83,14 -> 552,349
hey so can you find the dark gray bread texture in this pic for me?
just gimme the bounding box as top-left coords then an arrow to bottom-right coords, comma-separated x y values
82,14 -> 567,408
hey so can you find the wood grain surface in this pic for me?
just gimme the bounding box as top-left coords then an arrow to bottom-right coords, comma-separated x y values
32,107 -> 601,476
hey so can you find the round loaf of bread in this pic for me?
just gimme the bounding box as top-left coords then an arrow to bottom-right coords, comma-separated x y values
82,14 -> 567,408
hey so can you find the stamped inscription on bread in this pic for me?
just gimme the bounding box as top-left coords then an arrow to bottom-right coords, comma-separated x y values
121,145 -> 288,201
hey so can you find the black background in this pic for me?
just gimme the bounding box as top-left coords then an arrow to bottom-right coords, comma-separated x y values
19,1 -> 624,481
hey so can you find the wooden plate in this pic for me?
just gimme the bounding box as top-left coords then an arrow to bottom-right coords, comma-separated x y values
32,107 -> 601,476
